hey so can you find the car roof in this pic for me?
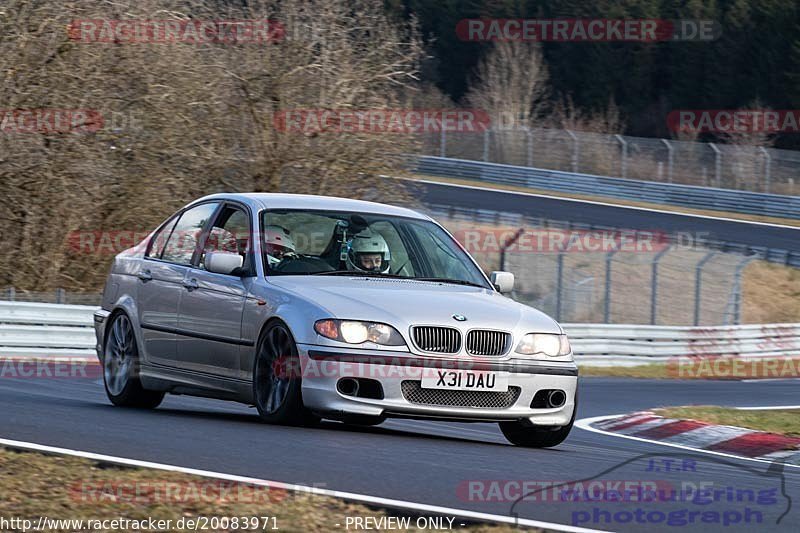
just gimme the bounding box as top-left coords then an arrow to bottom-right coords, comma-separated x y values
193,193 -> 432,220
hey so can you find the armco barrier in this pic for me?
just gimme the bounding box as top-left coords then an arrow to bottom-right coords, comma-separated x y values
1,302 -> 797,367
414,156 -> 800,220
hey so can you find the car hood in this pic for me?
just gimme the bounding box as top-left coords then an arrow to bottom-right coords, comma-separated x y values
268,276 -> 561,334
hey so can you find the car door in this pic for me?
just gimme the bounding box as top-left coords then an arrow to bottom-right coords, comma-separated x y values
137,201 -> 220,368
175,203 -> 251,379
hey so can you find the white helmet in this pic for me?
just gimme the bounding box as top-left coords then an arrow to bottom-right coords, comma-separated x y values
346,230 -> 391,273
264,225 -> 295,261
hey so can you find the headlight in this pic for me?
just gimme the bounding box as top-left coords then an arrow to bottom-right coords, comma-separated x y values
314,319 -> 406,346
515,333 -> 571,356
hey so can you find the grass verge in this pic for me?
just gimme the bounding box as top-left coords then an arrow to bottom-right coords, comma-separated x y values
652,406 -> 800,437
0,447 -> 538,532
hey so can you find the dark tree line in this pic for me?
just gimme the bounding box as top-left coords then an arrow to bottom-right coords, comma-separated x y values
390,0 -> 800,147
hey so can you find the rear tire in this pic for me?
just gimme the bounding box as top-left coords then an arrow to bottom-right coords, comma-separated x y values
103,313 -> 164,409
500,391 -> 577,448
253,321 -> 320,426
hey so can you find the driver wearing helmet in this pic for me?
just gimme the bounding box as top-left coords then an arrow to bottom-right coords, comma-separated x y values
346,229 -> 391,274
264,225 -> 297,267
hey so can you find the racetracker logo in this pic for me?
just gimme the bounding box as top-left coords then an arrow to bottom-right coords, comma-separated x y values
68,19 -> 285,44
272,109 -> 491,134
0,109 -> 103,134
667,356 -> 800,379
455,19 -> 719,42
0,359 -> 100,379
453,228 -> 670,254
458,479 -> 675,503
668,110 -> 800,134
71,480 -> 290,504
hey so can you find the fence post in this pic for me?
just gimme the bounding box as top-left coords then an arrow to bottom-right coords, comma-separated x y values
759,147 -> 771,193
439,127 -> 446,158
555,252 -> 565,321
499,227 -> 525,273
694,252 -> 717,326
650,245 -> 671,325
566,130 -> 579,173
661,138 -> 674,183
709,143 -> 721,188
615,134 -> 628,179
526,128 -> 533,167
482,129 -> 490,162
727,256 -> 756,325
55,287 -> 66,304
5,287 -> 14,301
603,250 -> 617,323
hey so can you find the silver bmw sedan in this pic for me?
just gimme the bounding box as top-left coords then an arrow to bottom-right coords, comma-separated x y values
94,193 -> 578,447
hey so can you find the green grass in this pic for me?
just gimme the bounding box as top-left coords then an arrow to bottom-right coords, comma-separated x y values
653,406 -> 800,437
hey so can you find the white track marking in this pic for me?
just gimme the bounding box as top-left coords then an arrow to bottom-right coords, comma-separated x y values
0,436 -> 608,533
736,405 -> 800,410
398,176 -> 800,230
575,414 -> 800,470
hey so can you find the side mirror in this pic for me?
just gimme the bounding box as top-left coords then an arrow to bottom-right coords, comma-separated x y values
206,251 -> 244,275
490,271 -> 515,294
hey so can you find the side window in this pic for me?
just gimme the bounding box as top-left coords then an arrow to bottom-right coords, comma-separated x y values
161,203 -> 219,265
146,215 -> 179,259
200,206 -> 250,270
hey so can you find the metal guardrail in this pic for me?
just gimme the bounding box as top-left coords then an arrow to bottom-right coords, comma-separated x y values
564,323 -> 800,366
414,156 -> 800,221
1,303 -> 797,367
0,302 -> 97,358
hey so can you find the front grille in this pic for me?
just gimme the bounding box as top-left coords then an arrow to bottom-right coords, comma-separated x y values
412,326 -> 461,354
401,381 -> 521,409
466,330 -> 511,356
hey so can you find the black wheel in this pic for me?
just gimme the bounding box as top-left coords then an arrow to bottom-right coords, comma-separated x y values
253,321 -> 319,426
103,313 -> 164,409
500,391 -> 578,448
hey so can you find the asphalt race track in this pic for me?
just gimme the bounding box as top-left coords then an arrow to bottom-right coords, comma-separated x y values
2,376 -> 798,532
408,179 -> 800,254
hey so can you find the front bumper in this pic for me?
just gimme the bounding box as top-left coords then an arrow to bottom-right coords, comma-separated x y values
298,345 -> 578,425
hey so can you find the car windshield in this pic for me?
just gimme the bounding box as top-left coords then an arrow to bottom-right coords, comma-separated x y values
261,209 -> 491,288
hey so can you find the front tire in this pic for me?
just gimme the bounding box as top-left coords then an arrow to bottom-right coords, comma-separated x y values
103,313 -> 164,409
253,321 -> 319,426
500,392 -> 577,448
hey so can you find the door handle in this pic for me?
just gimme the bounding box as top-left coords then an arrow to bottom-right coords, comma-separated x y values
137,270 -> 152,282
183,278 -> 199,291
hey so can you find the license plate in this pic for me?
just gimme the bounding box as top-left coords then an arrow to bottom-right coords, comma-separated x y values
421,370 -> 508,392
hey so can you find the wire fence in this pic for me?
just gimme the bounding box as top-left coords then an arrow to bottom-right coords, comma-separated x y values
428,205 -> 761,326
421,128 -> 800,195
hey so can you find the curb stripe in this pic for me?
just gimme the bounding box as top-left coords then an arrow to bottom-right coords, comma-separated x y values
605,415 -> 660,431
658,425 -> 754,448
707,433 -> 800,458
634,420 -> 708,439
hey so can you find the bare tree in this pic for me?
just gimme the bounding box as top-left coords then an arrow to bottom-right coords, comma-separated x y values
0,0 -> 425,292
465,41 -> 549,131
